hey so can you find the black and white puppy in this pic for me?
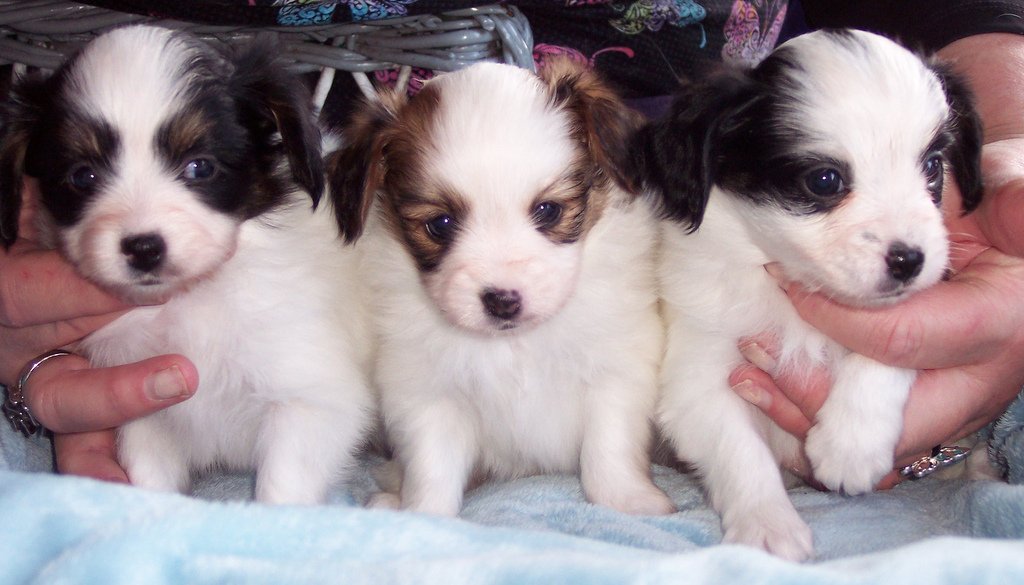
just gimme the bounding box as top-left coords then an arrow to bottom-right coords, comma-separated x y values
630,30 -> 982,560
0,25 -> 373,504
329,60 -> 675,517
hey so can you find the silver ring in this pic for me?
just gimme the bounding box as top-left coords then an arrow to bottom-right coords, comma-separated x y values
899,445 -> 972,479
2,349 -> 75,437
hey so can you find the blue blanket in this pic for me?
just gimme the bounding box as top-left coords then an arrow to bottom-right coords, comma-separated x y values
3,416 -> 1024,584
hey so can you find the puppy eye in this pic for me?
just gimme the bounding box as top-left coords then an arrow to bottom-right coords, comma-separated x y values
424,214 -> 457,243
923,155 -> 944,205
68,165 -> 98,192
532,201 -> 562,229
804,168 -> 846,197
182,158 -> 216,181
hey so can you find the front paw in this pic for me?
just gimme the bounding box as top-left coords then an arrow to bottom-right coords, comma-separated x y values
723,505 -> 814,562
586,479 -> 676,516
123,456 -> 190,494
805,423 -> 894,495
366,492 -> 402,509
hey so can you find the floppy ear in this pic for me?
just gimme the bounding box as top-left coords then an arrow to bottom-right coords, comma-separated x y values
230,38 -> 324,206
628,69 -> 758,231
327,92 -> 401,243
931,63 -> 984,214
539,57 -> 644,195
0,76 -> 47,247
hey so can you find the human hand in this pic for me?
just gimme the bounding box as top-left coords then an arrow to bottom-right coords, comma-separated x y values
728,33 -> 1024,489
1,179 -> 199,482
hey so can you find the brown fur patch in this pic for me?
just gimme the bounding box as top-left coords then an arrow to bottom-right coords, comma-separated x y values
56,111 -> 120,169
539,56 -> 644,198
531,161 -> 596,245
534,57 -> 646,242
386,184 -> 468,272
375,83 -> 461,272
156,106 -> 216,167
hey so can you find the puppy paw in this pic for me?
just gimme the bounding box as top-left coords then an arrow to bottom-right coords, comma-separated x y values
805,423 -> 893,495
366,492 -> 402,509
123,455 -> 190,495
587,481 -> 676,516
255,476 -> 325,505
723,508 -> 814,562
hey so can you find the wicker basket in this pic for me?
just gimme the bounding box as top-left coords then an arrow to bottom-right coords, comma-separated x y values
0,1 -> 534,103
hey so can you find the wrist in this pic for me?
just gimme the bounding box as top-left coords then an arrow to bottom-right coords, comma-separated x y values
938,33 -> 1024,144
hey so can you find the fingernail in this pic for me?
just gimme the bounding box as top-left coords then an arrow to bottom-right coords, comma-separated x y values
738,341 -> 777,373
764,263 -> 788,286
732,379 -> 772,409
145,366 -> 191,401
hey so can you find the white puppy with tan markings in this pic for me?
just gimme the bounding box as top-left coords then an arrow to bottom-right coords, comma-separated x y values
0,25 -> 373,504
628,30 -> 983,560
329,60 -> 674,517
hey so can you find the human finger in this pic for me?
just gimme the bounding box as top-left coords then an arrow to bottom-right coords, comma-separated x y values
25,353 -> 199,433
730,364 -> 814,439
974,170 -> 1024,258
0,312 -> 133,384
777,250 -> 1024,369
0,245 -> 129,327
53,430 -> 129,483
897,364 -> 1021,463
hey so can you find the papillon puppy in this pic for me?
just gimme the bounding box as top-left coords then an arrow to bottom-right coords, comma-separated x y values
629,29 -> 982,560
0,25 -> 373,504
328,60 -> 675,517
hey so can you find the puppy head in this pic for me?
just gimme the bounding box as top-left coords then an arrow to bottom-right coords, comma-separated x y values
0,25 -> 323,304
330,59 -> 640,334
631,29 -> 983,306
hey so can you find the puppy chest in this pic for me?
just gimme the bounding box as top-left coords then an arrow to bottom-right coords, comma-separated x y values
466,368 -> 587,474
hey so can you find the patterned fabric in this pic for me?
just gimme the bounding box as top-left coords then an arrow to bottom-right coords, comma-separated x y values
519,0 -> 787,98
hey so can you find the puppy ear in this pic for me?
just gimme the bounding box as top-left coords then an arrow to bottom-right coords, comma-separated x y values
327,92 -> 401,243
0,76 -> 46,247
630,69 -> 758,231
229,38 -> 324,206
539,57 -> 644,195
931,64 -> 984,214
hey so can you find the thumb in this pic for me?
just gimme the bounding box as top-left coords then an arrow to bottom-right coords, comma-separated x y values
975,175 -> 1024,258
26,354 -> 199,433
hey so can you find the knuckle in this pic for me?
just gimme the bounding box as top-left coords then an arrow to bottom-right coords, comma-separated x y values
107,372 -> 146,421
26,378 -> 64,432
877,316 -> 925,366
0,278 -> 28,328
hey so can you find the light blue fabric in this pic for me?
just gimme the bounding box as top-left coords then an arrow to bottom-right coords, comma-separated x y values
986,390 -> 1024,484
3,420 -> 1024,584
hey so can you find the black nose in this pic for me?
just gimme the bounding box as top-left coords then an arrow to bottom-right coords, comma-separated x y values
886,242 -> 924,283
121,233 -> 166,273
481,288 -> 522,320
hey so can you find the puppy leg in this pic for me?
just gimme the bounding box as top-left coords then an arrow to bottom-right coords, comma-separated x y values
393,399 -> 477,516
804,354 -> 914,494
118,417 -> 191,494
660,344 -> 814,561
580,373 -> 675,516
366,458 -> 403,509
255,397 -> 367,505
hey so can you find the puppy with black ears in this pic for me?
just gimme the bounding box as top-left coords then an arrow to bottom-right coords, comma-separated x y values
0,25 -> 373,504
329,59 -> 675,517
629,29 -> 983,560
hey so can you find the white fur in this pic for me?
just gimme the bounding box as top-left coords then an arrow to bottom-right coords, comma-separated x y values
48,27 -> 373,504
362,63 -> 673,516
657,31 -> 958,560
84,199 -> 372,504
